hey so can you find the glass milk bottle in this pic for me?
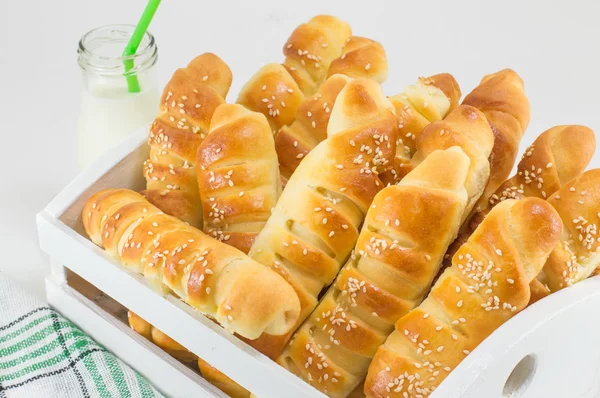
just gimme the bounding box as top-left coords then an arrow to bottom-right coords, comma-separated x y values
77,25 -> 159,169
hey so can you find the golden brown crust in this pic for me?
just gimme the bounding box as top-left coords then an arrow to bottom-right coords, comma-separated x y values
441,125 -> 596,278
196,104 -> 281,254
381,74 -> 462,185
364,198 -> 561,397
282,15 -> 352,96
81,189 -> 301,340
275,74 -> 351,180
528,279 -> 551,306
328,36 -> 388,83
236,63 -> 305,132
413,105 -> 495,217
143,53 -> 232,228
245,78 -> 398,357
127,312 -> 197,362
542,169 -> 600,291
277,147 -> 472,397
462,69 -> 530,215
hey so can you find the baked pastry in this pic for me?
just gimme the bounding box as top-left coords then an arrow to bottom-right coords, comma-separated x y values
275,74 -> 351,181
236,63 -> 305,132
143,53 -> 232,227
129,311 -> 251,397
364,198 -> 562,397
282,15 -> 352,96
247,78 -> 398,358
277,147 -> 473,397
82,188 -> 300,339
411,105 -> 495,218
442,125 -> 596,276
462,69 -> 530,216
196,104 -> 281,254
539,169 -> 600,291
327,36 -> 388,83
128,311 -> 197,362
381,74 -> 462,185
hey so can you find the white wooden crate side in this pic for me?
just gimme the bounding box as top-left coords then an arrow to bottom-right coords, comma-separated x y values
37,211 -> 325,398
45,276 -> 224,398
432,276 -> 600,398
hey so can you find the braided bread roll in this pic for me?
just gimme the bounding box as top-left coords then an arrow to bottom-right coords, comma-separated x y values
143,53 -> 232,227
246,78 -> 398,358
327,36 -> 388,83
82,189 -> 300,339
282,15 -> 352,96
411,105 -> 495,218
462,69 -> 530,215
127,311 -> 197,362
540,169 -> 600,291
277,147 -> 472,397
196,104 -> 281,254
275,74 -> 351,181
443,125 -> 596,276
365,198 -> 562,397
381,74 -> 462,185
128,312 -> 251,397
237,63 -> 305,132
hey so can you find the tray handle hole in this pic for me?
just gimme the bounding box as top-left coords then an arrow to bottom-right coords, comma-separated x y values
502,354 -> 538,397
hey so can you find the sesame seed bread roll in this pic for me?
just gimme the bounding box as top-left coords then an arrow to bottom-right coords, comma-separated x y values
364,198 -> 562,398
380,73 -> 462,185
411,105 -> 495,219
462,69 -> 530,217
540,169 -> 600,291
196,104 -> 281,254
142,53 -> 232,228
236,63 -> 305,132
276,147 -> 472,397
127,311 -> 197,363
327,36 -> 388,83
245,78 -> 398,358
82,189 -> 301,339
282,15 -> 352,96
442,125 -> 596,280
275,74 -> 352,182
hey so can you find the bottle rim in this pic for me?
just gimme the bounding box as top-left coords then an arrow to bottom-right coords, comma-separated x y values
78,24 -> 157,77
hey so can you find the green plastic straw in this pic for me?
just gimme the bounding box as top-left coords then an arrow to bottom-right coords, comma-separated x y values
123,0 -> 162,93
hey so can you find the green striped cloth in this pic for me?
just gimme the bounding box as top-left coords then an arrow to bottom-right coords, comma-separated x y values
0,275 -> 164,398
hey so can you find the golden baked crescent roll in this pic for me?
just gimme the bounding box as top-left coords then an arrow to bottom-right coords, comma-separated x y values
246,78 -> 398,358
365,198 -> 561,397
442,125 -> 596,279
540,169 -> 600,291
381,74 -> 462,185
196,104 -> 281,254
277,147 -> 472,397
143,53 -> 232,227
462,69 -> 530,216
82,189 -> 300,339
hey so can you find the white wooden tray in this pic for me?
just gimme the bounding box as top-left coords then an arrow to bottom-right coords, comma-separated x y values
36,128 -> 600,398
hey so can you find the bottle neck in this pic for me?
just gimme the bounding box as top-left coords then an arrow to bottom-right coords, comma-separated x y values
78,25 -> 158,96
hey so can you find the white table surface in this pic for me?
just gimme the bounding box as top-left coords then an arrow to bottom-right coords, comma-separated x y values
1,0 -> 599,300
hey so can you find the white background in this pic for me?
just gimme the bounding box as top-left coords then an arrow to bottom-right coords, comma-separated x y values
1,0 -> 599,299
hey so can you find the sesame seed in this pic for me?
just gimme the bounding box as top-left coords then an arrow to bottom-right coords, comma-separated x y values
547,162 -> 553,168
202,76 -> 208,81
507,278 -> 515,284
457,300 -> 463,308
437,346 -> 444,352
452,334 -> 458,341
365,64 -> 371,70
496,249 -> 503,256
570,187 -> 576,192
